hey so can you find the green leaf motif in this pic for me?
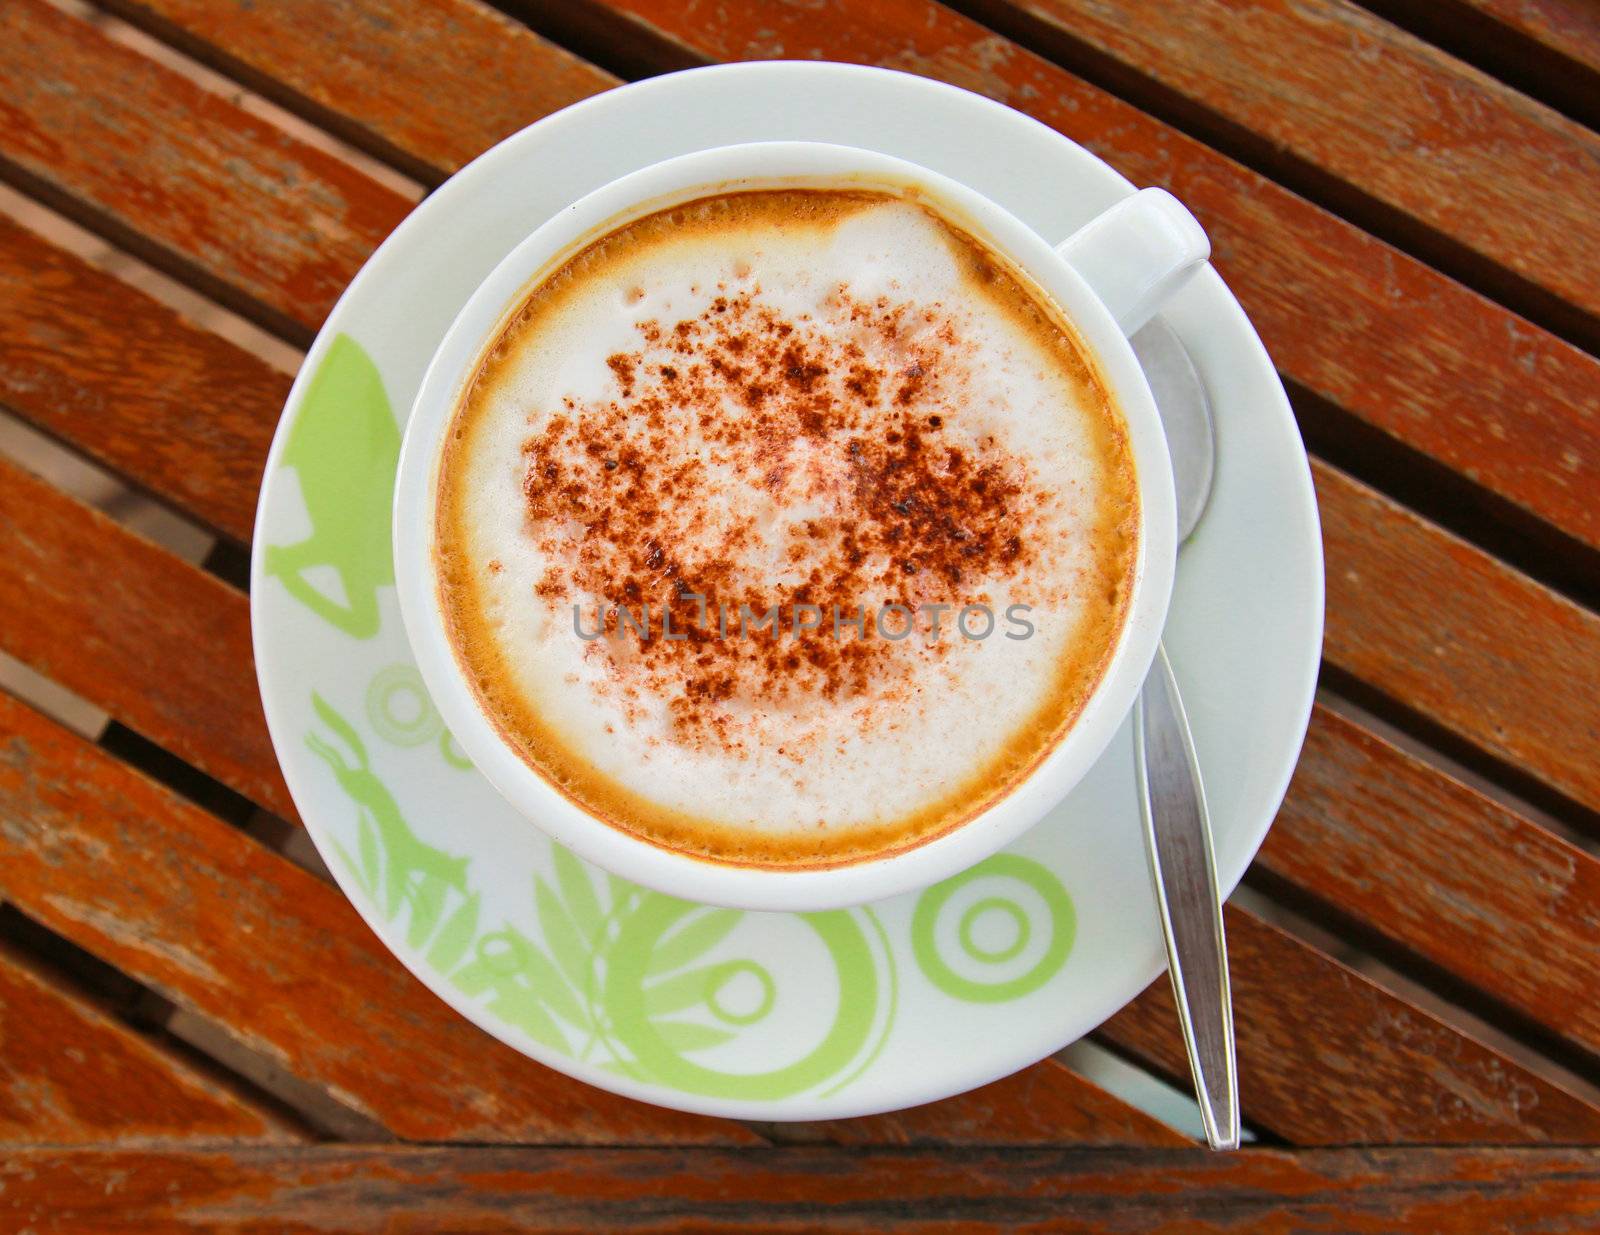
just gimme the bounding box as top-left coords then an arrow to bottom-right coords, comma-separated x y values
264,334 -> 399,640
645,908 -> 743,977
652,1020 -> 737,1053
425,892 -> 480,973
551,845 -> 604,946
606,871 -> 636,913
512,934 -> 592,1035
643,966 -> 718,1018
357,812 -> 380,895
450,927 -> 591,1041
535,876 -> 594,995
328,837 -> 372,898
406,874 -> 448,949
483,984 -> 569,1055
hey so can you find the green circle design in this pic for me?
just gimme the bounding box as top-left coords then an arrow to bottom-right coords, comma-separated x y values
606,894 -> 878,1099
439,728 -> 474,770
912,854 -> 1075,1003
959,897 -> 1030,963
704,960 -> 776,1026
366,664 -> 443,747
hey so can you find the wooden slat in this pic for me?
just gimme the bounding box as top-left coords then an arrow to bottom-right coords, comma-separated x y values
0,456 -> 293,820
0,689 -> 755,1146
13,0 -> 1600,557
1262,706 -> 1600,1063
0,0 -> 416,339
1097,906 -> 1600,1144
0,215 -> 284,543
537,0 -> 1600,555
4,1146 -> 1600,1232
98,0 -> 617,181
1317,460 -> 1600,817
977,0 -> 1600,332
0,941 -> 294,1145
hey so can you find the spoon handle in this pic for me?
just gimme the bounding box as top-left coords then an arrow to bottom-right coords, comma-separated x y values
1133,640 -> 1240,1149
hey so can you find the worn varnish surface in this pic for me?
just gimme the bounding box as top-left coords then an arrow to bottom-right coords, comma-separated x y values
0,943 -> 293,1145
0,216 -> 286,543
0,0 -> 415,338
0,456 -> 292,819
1263,706 -> 1600,1062
1099,906 -> 1600,1144
1317,460 -> 1600,816
1,0 -> 1598,1218
99,0 -> 617,180
3,1146 -> 1599,1232
1435,0 -> 1600,73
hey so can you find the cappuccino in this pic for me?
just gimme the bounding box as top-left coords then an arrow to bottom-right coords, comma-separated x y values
436,189 -> 1138,868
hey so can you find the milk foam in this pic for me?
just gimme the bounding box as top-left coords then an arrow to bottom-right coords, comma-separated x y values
439,192 -> 1136,864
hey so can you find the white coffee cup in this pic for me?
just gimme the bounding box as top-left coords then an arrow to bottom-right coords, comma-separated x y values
394,141 -> 1203,911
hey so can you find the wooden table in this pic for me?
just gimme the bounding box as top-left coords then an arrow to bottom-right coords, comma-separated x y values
1,0 -> 1598,1228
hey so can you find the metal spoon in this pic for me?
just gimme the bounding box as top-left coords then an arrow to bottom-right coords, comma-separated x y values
1130,318 -> 1239,1150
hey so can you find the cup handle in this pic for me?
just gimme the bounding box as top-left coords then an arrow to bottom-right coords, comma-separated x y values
1055,188 -> 1210,336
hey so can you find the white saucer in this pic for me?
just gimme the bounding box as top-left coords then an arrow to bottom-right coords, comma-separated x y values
250,63 -> 1323,1121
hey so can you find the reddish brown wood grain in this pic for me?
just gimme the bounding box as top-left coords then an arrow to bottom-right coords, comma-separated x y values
11,0 -> 1600,556
0,689 -> 754,1146
1099,906 -> 1600,1144
1262,706 -> 1600,1063
0,216 -> 285,542
540,0 -> 1600,554
0,0 -> 416,338
0,942 -> 294,1145
98,0 -> 617,181
0,455 -> 293,820
4,1145 -> 1600,1232
978,0 -> 1600,327
1317,460 -> 1600,817
816,1060 -> 1188,1147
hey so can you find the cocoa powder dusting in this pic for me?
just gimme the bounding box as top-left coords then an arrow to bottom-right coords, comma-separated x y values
519,281 -> 1047,754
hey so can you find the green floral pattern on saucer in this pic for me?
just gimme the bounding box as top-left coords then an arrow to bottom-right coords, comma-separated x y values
271,335 -> 1081,1106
